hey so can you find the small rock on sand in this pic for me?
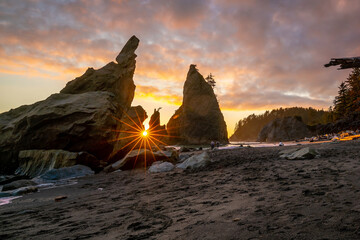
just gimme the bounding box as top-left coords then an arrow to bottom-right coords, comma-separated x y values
177,152 -> 211,169
148,161 -> 175,173
280,147 -> 320,160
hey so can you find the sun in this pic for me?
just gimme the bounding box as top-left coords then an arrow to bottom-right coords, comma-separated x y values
107,109 -> 181,169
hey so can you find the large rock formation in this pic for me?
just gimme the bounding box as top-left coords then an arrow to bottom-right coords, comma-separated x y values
257,116 -> 313,142
0,36 -> 141,174
167,65 -> 228,144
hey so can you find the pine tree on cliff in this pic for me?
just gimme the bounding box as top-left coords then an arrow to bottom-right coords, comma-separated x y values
333,68 -> 360,119
333,82 -> 349,119
345,68 -> 360,113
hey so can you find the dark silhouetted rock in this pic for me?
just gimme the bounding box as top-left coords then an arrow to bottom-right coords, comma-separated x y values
0,36 -> 141,174
167,65 -> 228,144
150,108 -> 161,128
148,108 -> 168,142
257,116 -> 312,142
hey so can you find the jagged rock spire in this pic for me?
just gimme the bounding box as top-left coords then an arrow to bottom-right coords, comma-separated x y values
167,64 -> 228,144
116,35 -> 139,66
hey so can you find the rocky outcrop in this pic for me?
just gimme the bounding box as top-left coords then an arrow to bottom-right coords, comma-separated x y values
148,108 -> 168,142
60,35 -> 138,108
167,65 -> 228,144
15,150 -> 97,178
257,116 -> 312,142
0,36 -> 141,174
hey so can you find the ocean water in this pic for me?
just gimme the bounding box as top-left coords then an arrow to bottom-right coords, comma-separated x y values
227,141 -> 299,148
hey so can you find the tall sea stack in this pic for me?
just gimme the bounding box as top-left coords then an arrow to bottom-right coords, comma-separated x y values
167,65 -> 228,144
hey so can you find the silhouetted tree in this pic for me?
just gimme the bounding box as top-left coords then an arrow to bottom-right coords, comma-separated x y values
332,68 -> 360,119
205,73 -> 216,88
333,82 -> 349,119
345,68 -> 360,113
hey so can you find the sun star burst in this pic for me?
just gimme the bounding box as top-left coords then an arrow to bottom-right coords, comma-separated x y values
105,109 -> 181,170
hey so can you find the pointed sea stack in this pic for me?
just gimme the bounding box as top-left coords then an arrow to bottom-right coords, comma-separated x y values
0,36 -> 145,174
167,65 -> 228,144
149,108 -> 168,144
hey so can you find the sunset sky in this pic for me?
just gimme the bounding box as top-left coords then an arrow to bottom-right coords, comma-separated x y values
1,0 -> 360,136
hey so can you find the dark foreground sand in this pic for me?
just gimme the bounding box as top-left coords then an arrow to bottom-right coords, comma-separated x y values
1,141 -> 360,240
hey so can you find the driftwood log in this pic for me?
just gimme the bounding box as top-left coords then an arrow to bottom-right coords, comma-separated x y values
324,57 -> 360,69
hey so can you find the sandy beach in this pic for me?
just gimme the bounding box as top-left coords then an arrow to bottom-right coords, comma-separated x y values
1,141 -> 360,240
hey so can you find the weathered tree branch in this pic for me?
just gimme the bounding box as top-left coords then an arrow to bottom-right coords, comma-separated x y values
324,57 -> 360,70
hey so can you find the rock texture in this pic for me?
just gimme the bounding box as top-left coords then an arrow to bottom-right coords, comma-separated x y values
0,36 -> 141,174
167,65 -> 228,144
257,116 -> 312,142
16,150 -> 97,178
60,35 -> 138,108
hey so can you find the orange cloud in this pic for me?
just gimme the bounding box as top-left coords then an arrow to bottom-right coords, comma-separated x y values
135,85 -> 182,106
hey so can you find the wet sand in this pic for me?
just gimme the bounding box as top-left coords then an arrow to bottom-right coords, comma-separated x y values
1,141 -> 360,239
